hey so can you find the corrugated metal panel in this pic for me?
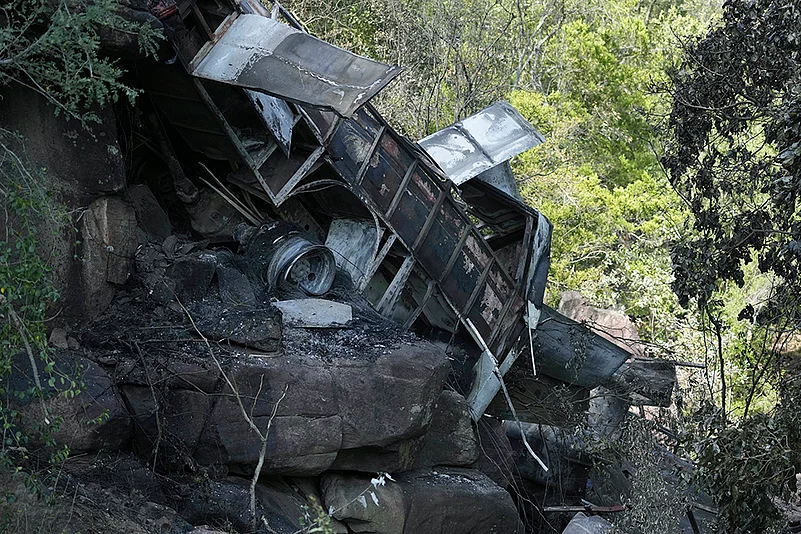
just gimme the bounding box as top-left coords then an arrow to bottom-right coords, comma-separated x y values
418,101 -> 545,185
192,14 -> 401,117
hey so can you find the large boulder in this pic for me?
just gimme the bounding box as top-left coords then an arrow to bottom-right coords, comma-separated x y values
125,184 -> 172,242
121,385 -> 214,469
0,84 -> 127,207
412,389 -> 478,468
120,340 -> 449,475
558,291 -> 643,357
331,389 -> 478,473
0,83 -> 134,325
175,476 -> 316,533
321,468 -> 523,534
331,437 -> 426,473
79,196 -> 138,317
321,473 -> 406,534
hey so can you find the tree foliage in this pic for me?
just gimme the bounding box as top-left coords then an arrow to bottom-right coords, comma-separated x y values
509,0 -> 717,348
0,0 -> 161,125
286,0 -> 569,136
686,381 -> 801,532
664,0 -> 801,315
663,0 -> 801,529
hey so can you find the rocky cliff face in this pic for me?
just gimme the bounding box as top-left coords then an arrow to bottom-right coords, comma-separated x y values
6,226 -> 525,533
1,80 -> 530,531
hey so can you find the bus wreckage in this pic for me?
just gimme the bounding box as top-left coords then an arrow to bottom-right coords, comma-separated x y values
136,0 -> 675,436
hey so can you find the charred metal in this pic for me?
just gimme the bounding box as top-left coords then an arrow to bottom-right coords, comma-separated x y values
124,0 -> 676,425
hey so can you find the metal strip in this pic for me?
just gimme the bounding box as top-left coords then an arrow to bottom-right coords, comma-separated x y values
687,509 -> 701,534
359,234 -> 397,292
189,12 -> 238,72
191,78 -> 278,205
191,3 -> 214,40
462,257 -> 494,318
412,189 -> 447,252
274,145 -> 326,205
515,216 -> 535,285
376,255 -> 415,316
355,125 -> 386,186
487,287 -> 520,347
277,2 -> 307,31
402,280 -> 437,330
322,115 -> 342,144
385,160 -> 417,219
438,224 -> 472,283
226,176 -> 269,201
239,0 -> 271,17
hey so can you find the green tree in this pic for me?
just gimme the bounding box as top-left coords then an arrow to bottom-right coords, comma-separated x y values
663,0 -> 801,530
0,0 -> 160,125
664,0 -> 801,316
510,0 -> 717,349
663,0 -> 801,420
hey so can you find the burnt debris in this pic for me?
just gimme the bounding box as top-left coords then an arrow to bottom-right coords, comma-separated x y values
125,0 -> 676,424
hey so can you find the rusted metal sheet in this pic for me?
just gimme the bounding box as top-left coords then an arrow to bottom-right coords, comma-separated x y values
191,14 -> 402,117
418,101 -> 545,185
321,105 -> 543,358
533,306 -> 630,388
309,103 -> 557,422
467,344 -> 521,421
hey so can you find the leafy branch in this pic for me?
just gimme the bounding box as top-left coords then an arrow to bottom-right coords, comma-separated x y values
0,0 -> 162,126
